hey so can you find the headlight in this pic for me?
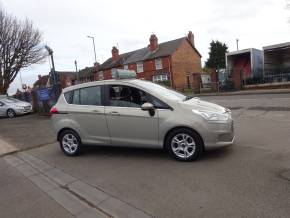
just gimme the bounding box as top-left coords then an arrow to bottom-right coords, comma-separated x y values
14,106 -> 25,109
192,109 -> 230,122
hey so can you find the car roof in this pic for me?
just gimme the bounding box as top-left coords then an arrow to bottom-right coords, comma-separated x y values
63,79 -> 150,93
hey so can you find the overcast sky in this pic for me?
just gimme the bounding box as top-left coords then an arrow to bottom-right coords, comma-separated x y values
1,0 -> 290,94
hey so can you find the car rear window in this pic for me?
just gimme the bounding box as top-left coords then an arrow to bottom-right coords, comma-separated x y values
64,91 -> 73,104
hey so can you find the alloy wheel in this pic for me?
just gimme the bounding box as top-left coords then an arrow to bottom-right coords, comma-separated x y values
7,109 -> 15,118
171,133 -> 196,159
62,134 -> 79,154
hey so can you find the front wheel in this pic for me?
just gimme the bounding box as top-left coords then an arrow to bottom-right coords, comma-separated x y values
59,130 -> 82,156
7,109 -> 16,118
165,128 -> 203,161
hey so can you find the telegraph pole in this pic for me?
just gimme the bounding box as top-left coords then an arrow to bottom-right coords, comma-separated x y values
45,45 -> 59,99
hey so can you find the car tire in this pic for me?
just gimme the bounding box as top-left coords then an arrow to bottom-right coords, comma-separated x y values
7,109 -> 16,118
165,128 -> 203,161
59,130 -> 82,156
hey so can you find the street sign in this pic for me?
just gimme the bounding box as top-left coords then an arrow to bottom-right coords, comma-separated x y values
37,88 -> 50,101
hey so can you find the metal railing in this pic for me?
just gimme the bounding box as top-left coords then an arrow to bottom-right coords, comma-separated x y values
243,72 -> 290,86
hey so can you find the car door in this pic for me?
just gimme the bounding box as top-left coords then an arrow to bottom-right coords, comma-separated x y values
104,84 -> 159,147
65,85 -> 110,145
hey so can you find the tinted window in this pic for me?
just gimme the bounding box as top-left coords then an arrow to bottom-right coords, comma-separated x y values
80,86 -> 101,106
109,85 -> 148,108
64,91 -> 73,104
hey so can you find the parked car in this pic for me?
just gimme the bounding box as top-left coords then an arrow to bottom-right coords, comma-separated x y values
0,97 -> 32,118
50,79 -> 234,161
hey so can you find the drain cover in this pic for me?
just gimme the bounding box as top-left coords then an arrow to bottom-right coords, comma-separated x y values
280,170 -> 290,181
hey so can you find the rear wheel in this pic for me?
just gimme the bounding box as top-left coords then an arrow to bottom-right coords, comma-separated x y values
59,130 -> 82,156
165,128 -> 203,161
7,109 -> 16,118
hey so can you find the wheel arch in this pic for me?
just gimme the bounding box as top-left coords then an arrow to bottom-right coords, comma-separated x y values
57,127 -> 81,142
163,126 -> 204,149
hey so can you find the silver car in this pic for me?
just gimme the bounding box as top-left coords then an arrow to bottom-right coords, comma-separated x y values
51,79 -> 234,161
0,97 -> 32,118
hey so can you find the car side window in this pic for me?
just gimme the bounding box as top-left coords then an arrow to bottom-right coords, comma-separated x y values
108,85 -> 149,108
72,89 -> 80,104
80,86 -> 101,106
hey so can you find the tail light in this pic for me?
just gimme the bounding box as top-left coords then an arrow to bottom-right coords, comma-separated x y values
49,107 -> 58,115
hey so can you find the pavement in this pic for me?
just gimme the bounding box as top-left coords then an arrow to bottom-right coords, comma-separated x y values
0,93 -> 290,218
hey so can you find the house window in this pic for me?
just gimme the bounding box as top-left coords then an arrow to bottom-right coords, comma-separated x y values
111,68 -> 117,78
155,58 -> 162,70
98,71 -> 104,80
136,62 -> 143,73
124,65 -> 128,70
153,74 -> 168,82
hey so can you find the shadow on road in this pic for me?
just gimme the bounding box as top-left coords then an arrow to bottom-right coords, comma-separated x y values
79,144 -> 234,162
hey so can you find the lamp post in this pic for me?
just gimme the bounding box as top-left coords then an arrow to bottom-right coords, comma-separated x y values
74,60 -> 79,83
236,39 -> 239,51
87,35 -> 97,63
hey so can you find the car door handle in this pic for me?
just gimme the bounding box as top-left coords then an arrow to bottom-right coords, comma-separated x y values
92,109 -> 103,114
109,111 -> 120,116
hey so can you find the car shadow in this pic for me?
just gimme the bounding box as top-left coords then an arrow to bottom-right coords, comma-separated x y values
201,146 -> 234,161
81,144 -> 234,162
82,145 -> 168,160
0,113 -> 32,120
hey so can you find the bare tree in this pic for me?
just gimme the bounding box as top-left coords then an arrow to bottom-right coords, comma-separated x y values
0,8 -> 46,94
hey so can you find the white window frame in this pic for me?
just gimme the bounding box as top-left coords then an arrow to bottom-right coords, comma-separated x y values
98,71 -> 104,80
153,74 -> 168,82
136,62 -> 143,73
155,58 -> 163,70
124,65 -> 128,70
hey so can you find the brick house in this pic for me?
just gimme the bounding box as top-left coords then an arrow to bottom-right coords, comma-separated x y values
34,72 -> 77,89
96,31 -> 202,90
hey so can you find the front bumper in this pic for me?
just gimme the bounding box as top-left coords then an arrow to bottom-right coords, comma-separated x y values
203,120 -> 235,149
15,107 -> 32,115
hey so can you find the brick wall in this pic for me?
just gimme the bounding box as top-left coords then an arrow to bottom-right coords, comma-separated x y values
171,39 -> 202,89
98,57 -> 171,81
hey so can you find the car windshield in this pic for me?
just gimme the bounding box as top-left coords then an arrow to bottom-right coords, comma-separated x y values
134,80 -> 189,101
2,98 -> 19,103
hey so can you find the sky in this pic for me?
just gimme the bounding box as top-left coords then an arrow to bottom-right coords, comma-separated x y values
1,0 -> 290,95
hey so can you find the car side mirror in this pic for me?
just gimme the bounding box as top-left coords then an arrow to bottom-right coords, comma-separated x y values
141,102 -> 154,110
141,102 -> 155,117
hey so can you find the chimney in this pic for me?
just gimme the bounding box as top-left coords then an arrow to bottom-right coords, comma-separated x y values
187,31 -> 195,47
38,74 -> 42,80
111,46 -> 119,61
149,34 -> 158,52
